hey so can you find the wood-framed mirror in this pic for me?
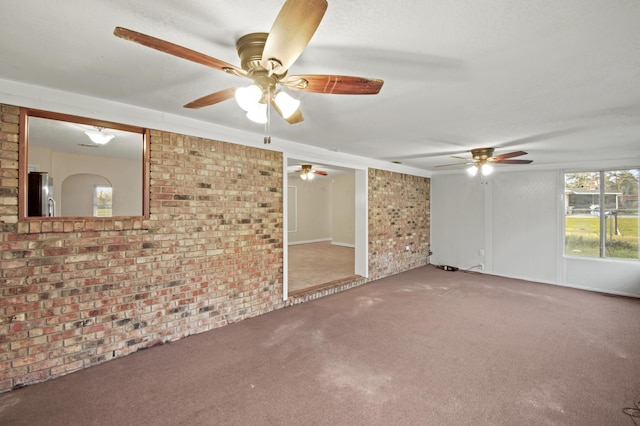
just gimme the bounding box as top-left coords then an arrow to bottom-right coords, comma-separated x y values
19,108 -> 149,220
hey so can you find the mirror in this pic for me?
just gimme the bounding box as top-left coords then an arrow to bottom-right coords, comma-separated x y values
20,109 -> 149,219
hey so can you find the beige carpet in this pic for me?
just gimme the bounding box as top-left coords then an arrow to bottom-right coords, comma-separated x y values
1,265 -> 638,425
288,241 -> 355,293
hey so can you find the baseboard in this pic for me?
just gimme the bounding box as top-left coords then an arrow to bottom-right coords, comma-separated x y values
475,269 -> 640,299
288,238 -> 331,246
331,241 -> 355,248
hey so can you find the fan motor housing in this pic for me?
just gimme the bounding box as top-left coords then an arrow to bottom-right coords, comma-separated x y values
471,147 -> 494,161
236,32 -> 287,90
236,32 -> 269,71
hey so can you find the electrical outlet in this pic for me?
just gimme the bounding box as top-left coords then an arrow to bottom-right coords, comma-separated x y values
479,249 -> 485,256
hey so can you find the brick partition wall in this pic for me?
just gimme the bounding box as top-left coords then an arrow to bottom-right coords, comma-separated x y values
0,103 -> 431,393
368,168 -> 431,281
0,104 -> 284,392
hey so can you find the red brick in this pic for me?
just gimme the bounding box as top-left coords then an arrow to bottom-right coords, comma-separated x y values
0,105 -> 431,395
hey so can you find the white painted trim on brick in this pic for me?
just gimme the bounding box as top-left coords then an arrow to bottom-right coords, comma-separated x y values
355,169 -> 368,278
282,157 -> 289,302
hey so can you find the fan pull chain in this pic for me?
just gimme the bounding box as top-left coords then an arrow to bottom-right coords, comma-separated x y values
264,86 -> 271,144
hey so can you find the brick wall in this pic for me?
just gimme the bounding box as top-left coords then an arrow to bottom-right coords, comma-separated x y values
0,104 -> 431,393
0,105 -> 284,392
368,168 -> 431,280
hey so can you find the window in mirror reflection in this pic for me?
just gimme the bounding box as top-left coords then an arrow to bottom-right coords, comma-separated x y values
22,110 -> 148,219
94,186 -> 113,217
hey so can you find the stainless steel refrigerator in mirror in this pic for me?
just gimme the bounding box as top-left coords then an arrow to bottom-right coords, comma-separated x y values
28,172 -> 55,217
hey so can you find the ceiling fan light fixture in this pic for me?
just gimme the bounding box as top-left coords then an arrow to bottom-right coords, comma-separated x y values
235,84 -> 263,112
481,164 -> 494,176
246,102 -> 268,124
274,91 -> 300,119
467,165 -> 478,176
300,171 -> 314,181
84,128 -> 115,145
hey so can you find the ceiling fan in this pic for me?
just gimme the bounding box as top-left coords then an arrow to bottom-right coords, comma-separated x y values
113,0 -> 383,141
294,164 -> 328,180
437,147 -> 533,176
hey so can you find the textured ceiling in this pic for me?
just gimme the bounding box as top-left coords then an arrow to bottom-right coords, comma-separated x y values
1,0 -> 639,172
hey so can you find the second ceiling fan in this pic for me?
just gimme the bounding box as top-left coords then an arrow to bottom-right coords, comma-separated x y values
438,148 -> 533,176
294,164 -> 328,180
114,0 -> 383,131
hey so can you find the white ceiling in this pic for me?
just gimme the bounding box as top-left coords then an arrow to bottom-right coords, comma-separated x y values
1,0 -> 639,172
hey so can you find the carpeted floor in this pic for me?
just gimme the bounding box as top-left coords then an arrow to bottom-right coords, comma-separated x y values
288,241 -> 355,293
1,265 -> 639,425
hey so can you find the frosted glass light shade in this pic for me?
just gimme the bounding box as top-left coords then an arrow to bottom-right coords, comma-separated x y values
85,129 -> 115,145
235,85 -> 262,112
274,91 -> 300,119
246,103 -> 268,124
466,165 -> 478,176
481,164 -> 494,176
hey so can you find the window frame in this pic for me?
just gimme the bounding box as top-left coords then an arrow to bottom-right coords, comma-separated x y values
93,185 -> 113,217
18,108 -> 150,221
563,168 -> 639,261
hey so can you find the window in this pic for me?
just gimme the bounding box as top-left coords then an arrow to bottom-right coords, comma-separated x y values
565,169 -> 639,259
94,186 -> 113,217
19,108 -> 149,220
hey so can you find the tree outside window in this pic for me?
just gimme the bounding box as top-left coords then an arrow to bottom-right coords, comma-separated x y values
94,186 -> 113,217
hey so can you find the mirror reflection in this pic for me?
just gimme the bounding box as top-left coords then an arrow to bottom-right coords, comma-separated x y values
25,113 -> 146,218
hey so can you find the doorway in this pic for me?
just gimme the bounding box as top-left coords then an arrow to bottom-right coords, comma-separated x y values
285,159 -> 366,296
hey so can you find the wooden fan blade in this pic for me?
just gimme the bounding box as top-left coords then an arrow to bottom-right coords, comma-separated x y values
271,100 -> 304,124
183,88 -> 237,109
493,159 -> 534,164
261,0 -> 328,72
285,108 -> 304,124
493,150 -> 528,160
284,75 -> 384,94
114,27 -> 246,76
313,170 -> 328,176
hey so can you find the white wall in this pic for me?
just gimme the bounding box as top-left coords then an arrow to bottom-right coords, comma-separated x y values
490,170 -> 559,283
28,146 -> 142,217
61,173 -> 111,216
432,169 -> 640,297
287,177 -> 332,244
430,173 -> 485,270
331,173 -> 355,247
52,151 -> 142,216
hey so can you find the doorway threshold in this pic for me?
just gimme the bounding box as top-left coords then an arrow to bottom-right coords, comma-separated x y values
287,275 -> 366,306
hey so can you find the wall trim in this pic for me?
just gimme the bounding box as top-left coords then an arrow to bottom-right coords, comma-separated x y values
288,238 -> 332,246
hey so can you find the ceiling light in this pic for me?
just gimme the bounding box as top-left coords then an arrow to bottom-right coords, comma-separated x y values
246,102 -> 268,124
481,164 -> 493,176
273,91 -> 300,119
84,128 -> 115,145
300,171 -> 314,181
235,85 -> 263,112
467,163 -> 494,176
